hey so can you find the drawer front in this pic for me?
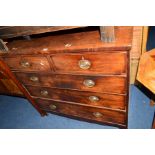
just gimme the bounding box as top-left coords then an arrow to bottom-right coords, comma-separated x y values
26,85 -> 126,110
51,52 -> 127,75
3,56 -> 51,71
35,98 -> 126,125
14,72 -> 127,94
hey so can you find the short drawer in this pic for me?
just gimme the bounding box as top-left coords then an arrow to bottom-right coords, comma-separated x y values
14,72 -> 127,94
3,56 -> 51,71
26,85 -> 126,110
51,52 -> 127,75
35,98 -> 126,125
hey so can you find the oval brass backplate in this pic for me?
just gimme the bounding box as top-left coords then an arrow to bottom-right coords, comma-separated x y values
49,104 -> 57,110
83,79 -> 95,88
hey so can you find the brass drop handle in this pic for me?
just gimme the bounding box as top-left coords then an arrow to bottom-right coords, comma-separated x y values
78,57 -> 91,70
89,96 -> 100,102
83,79 -> 95,88
93,112 -> 103,118
20,60 -> 30,67
30,76 -> 39,82
49,104 -> 57,110
40,90 -> 48,96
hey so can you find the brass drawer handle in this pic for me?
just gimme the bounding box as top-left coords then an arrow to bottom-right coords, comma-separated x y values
93,112 -> 103,118
89,96 -> 99,102
49,104 -> 57,110
40,90 -> 48,96
78,57 -> 91,70
20,61 -> 30,67
83,79 -> 95,88
30,76 -> 39,82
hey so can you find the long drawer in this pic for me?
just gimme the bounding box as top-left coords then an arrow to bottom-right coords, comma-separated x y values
35,98 -> 126,126
3,56 -> 51,71
51,52 -> 127,75
14,72 -> 127,94
26,85 -> 126,110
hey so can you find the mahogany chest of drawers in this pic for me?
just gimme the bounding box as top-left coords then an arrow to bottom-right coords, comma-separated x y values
1,27 -> 133,128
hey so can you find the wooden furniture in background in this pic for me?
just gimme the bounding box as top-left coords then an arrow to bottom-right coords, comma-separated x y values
135,27 -> 155,129
0,58 -> 23,95
142,27 -> 149,53
0,26 -> 115,43
0,26 -> 86,39
137,49 -> 155,94
130,26 -> 148,84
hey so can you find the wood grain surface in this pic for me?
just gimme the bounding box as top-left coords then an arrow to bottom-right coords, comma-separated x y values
51,51 -> 127,75
137,49 -> 155,94
35,98 -> 126,126
26,85 -> 127,110
3,56 -> 51,71
14,72 -> 127,94
2,27 -> 132,56
0,26 -> 86,39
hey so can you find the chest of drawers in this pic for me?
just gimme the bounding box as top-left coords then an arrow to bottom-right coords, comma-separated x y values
1,27 -> 133,128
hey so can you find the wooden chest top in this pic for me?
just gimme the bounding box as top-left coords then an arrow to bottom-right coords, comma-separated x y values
4,26 -> 133,56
